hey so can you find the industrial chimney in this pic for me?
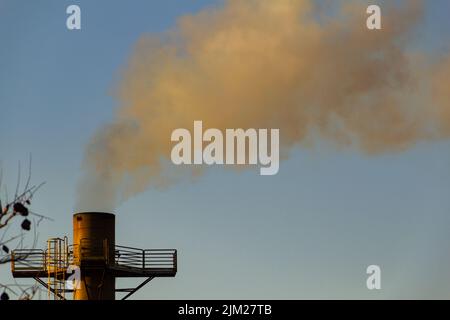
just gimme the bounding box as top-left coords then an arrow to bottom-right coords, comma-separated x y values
73,212 -> 116,300
11,212 -> 177,300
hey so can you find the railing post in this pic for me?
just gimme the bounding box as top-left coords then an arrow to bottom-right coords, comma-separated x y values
11,252 -> 15,273
142,249 -> 145,269
174,250 -> 177,272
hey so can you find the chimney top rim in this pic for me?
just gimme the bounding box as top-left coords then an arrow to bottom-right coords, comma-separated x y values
73,211 -> 115,217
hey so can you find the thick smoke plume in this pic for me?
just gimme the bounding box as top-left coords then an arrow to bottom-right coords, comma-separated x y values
76,0 -> 450,211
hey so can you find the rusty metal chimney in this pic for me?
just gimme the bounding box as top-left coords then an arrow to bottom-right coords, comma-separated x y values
11,211 -> 177,300
73,212 -> 115,300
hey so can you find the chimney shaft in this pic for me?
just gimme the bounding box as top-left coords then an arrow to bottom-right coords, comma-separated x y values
73,212 -> 115,300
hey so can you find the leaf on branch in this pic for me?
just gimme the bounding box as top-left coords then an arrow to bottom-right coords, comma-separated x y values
21,219 -> 31,231
2,245 -> 9,253
13,202 -> 29,216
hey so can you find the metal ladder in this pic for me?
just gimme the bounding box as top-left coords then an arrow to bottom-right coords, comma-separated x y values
46,237 -> 68,300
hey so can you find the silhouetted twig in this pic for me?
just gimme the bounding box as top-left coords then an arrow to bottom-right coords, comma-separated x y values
0,156 -> 49,300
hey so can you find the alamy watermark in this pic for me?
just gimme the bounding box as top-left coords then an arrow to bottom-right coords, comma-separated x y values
66,5 -> 81,30
171,121 -> 280,175
65,265 -> 81,290
366,265 -> 381,290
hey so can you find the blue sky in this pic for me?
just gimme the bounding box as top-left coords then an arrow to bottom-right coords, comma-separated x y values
1,0 -> 450,299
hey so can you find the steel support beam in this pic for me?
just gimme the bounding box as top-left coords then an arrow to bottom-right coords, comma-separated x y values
121,277 -> 154,300
33,277 -> 66,300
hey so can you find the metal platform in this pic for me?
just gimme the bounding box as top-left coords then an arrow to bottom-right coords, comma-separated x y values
11,245 -> 177,278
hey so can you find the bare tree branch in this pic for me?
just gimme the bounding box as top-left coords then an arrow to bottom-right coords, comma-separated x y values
0,156 -> 49,300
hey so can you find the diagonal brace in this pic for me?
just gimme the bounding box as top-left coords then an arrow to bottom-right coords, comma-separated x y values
121,276 -> 154,300
34,277 -> 66,300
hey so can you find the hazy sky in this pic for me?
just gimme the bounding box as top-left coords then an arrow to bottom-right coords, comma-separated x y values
1,0 -> 450,299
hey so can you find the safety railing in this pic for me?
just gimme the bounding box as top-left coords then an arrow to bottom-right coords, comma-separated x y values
115,246 -> 177,271
11,249 -> 46,272
12,244 -> 177,274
